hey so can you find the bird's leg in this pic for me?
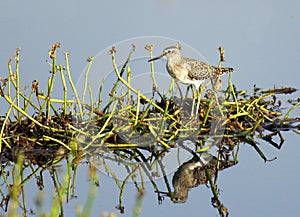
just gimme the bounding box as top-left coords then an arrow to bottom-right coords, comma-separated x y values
189,84 -> 201,116
193,81 -> 210,116
195,86 -> 202,116
191,87 -> 197,116
192,85 -> 203,116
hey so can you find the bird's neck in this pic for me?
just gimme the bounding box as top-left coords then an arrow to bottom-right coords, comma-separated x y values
167,55 -> 181,63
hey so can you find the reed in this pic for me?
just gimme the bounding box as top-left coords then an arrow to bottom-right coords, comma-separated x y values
0,43 -> 299,217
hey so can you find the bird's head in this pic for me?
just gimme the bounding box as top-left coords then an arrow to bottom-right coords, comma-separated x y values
148,42 -> 181,62
171,189 -> 189,203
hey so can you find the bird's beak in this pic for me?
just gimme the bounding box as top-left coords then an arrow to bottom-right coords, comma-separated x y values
148,53 -> 164,62
154,190 -> 171,197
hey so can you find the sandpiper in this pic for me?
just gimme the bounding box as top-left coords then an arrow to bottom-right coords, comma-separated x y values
148,43 -> 233,91
171,153 -> 236,203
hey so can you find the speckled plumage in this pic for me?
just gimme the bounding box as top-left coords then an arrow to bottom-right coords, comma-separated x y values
171,154 -> 236,203
149,44 -> 233,90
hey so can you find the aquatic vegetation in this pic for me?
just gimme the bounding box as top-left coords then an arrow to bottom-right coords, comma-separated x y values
0,43 -> 299,217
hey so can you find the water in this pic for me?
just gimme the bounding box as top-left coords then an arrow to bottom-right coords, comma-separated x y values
0,1 -> 299,216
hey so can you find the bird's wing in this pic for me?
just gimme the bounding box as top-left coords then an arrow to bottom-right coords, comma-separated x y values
183,58 -> 213,81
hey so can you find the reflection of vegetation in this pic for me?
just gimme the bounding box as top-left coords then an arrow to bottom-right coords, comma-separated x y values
0,43 -> 299,216
0,149 -> 98,217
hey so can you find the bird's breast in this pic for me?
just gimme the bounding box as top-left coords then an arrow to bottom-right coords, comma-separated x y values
166,61 -> 194,85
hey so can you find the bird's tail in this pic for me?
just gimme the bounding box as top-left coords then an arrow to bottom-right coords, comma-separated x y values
213,67 -> 234,76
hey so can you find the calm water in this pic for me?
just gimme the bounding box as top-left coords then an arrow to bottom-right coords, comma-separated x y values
0,1 -> 299,216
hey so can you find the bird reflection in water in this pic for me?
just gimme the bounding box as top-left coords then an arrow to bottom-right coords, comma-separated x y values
158,153 -> 237,203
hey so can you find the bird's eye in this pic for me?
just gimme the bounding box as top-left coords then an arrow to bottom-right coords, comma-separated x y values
167,50 -> 171,53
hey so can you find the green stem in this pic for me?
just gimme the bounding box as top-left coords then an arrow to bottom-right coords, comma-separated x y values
64,52 -> 84,119
82,56 -> 94,104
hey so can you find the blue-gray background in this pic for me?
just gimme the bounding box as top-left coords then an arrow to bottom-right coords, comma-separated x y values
0,1 -> 299,217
